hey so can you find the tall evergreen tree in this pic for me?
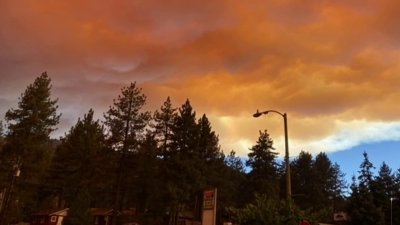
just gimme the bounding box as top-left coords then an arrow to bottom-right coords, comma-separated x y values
197,114 -> 223,162
103,82 -> 150,225
246,130 -> 279,198
358,152 -> 375,189
393,168 -> 400,225
309,153 -> 346,222
330,163 -> 347,212
290,151 -> 314,209
348,152 -> 385,225
372,162 -> 396,225
133,133 -> 165,224
374,162 -> 395,198
150,97 -> 179,224
47,109 -> 108,207
170,99 -> 199,155
166,99 -> 201,225
0,72 -> 60,222
163,100 -> 226,224
221,150 -> 247,216
312,152 -> 332,208
196,114 -> 226,198
196,114 -> 229,224
153,97 -> 177,157
313,153 -> 345,205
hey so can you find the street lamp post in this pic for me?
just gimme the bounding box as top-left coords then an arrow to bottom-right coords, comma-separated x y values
391,197 -> 398,225
253,109 -> 292,200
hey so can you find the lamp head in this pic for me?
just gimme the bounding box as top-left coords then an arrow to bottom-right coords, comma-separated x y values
253,110 -> 263,118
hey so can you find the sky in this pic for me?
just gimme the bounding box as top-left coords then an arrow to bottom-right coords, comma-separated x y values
1,0 -> 400,179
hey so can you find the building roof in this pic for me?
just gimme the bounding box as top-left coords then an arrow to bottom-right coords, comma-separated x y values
32,208 -> 69,216
90,208 -> 113,216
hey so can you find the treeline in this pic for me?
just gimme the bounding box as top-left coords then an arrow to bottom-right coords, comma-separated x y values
0,73 -> 398,225
348,152 -> 400,225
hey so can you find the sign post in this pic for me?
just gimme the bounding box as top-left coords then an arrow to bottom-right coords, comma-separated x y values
202,188 -> 217,225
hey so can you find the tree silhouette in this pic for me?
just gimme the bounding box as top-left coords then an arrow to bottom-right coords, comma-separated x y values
348,152 -> 384,225
104,82 -> 150,225
246,130 -> 279,199
0,72 -> 60,222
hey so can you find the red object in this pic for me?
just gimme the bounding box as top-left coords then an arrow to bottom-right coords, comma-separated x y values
299,219 -> 310,225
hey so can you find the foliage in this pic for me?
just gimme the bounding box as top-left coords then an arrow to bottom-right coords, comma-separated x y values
103,82 -> 151,216
231,194 -> 315,225
104,82 -> 150,153
133,133 -> 163,216
289,151 -> 347,223
0,72 -> 60,221
6,74 -> 396,225
160,100 -> 227,224
0,121 -> 6,187
348,152 -> 385,225
5,72 -> 60,139
225,150 -> 244,173
3,72 -> 60,178
47,109 -> 109,206
290,151 -> 314,209
164,100 -> 204,224
0,121 -> 4,147
153,96 -> 177,156
371,162 -> 396,225
63,188 -> 92,225
246,130 -> 279,198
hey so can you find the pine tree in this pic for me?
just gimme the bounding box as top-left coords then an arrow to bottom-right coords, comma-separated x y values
290,151 -> 314,210
0,72 -> 60,222
170,99 -> 198,155
312,152 -> 332,208
348,152 -> 385,225
134,133 -> 165,224
153,97 -> 177,157
329,163 -> 347,212
372,162 -> 396,225
104,82 -> 150,153
166,100 -> 197,223
196,113 -> 226,194
310,153 -> 346,221
221,150 -> 246,211
197,114 -> 223,162
196,114 -> 228,223
393,169 -> 400,225
312,153 -> 346,206
358,151 -> 374,189
246,130 -> 279,198
103,82 -> 150,225
47,109 -> 108,207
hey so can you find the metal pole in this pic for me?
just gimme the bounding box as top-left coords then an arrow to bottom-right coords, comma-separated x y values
391,198 -> 393,225
283,113 -> 292,200
253,110 -> 292,201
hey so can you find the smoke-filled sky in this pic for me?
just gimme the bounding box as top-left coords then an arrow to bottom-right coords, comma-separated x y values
1,0 -> 400,161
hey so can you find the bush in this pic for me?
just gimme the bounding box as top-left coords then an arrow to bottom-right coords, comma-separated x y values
229,194 -> 316,225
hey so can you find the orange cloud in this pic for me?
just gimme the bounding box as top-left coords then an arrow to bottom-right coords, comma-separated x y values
2,0 -> 400,156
